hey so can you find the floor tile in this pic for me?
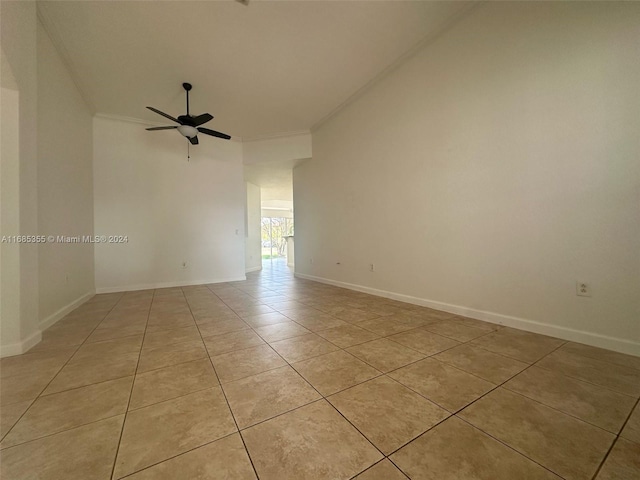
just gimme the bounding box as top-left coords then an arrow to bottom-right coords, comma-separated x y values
114,387 -> 236,478
268,333 -> 340,364
129,358 -> 218,410
620,402 -> 640,443
559,342 -> 640,371
433,344 -> 529,384
424,320 -> 491,342
290,315 -> 350,332
293,350 -> 381,396
196,318 -> 250,337
354,459 -> 409,479
254,321 -> 311,342
211,344 -> 286,383
86,324 -> 146,343
504,366 -> 636,433
142,325 -> 201,349
137,339 -> 207,373
409,308 -> 454,322
0,371 -> 55,406
202,329 -> 265,356
125,433 -> 257,479
363,304 -> 407,317
333,308 -> 380,323
328,376 -> 449,454
316,324 -> 380,348
357,318 -> 417,336
242,400 -> 382,480
243,312 -> 291,328
1,376 -> 132,448
0,401 -> 31,440
346,338 -> 425,373
71,334 -> 142,362
391,416 -> 560,480
469,328 -> 564,363
0,347 -> 76,379
0,415 -> 123,480
277,308 -> 328,322
536,349 -> 640,396
145,317 -> 195,333
7,263 -> 639,480
595,437 -> 640,480
28,328 -> 93,351
223,365 -> 320,428
447,315 -> 502,332
390,314 -> 440,328
234,305 -> 276,317
389,358 -> 495,412
43,351 -> 139,395
459,388 -> 615,480
387,328 -> 459,356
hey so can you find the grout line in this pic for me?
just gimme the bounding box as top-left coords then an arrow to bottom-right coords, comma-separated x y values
590,396 -> 640,480
182,286 -> 262,480
5,264 -> 638,480
109,289 -> 155,480
116,430 -> 241,479
0,411 -> 128,452
1,294 -> 126,443
209,278 -> 392,468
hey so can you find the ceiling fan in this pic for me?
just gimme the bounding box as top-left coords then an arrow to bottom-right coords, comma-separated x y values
146,83 -> 231,145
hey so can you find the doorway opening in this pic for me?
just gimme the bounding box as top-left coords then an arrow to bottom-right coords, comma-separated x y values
261,217 -> 293,261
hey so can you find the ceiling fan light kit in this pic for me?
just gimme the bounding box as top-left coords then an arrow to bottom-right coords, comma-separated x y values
146,82 -> 231,150
177,125 -> 198,139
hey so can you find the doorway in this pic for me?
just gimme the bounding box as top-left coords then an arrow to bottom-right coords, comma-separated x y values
261,217 -> 293,261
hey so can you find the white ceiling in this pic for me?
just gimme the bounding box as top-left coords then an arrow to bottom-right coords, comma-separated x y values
38,0 -> 471,139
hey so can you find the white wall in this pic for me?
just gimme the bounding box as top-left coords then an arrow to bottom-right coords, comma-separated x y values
1,83 -> 21,351
0,1 -> 41,355
245,182 -> 262,273
294,2 -> 640,354
93,116 -> 246,292
37,21 -> 95,328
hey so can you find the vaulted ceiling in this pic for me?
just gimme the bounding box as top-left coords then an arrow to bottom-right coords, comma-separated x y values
38,0 -> 472,139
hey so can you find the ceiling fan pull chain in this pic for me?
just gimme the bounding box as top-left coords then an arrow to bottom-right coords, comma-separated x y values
187,141 -> 190,161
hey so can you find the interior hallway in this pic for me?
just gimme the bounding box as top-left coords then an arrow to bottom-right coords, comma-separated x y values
1,260 -> 639,479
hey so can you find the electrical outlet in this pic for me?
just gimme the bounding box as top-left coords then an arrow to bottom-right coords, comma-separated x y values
182,262 -> 188,269
369,263 -> 374,272
576,282 -> 591,297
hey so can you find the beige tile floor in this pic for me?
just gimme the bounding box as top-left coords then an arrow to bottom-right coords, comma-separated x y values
1,260 -> 639,479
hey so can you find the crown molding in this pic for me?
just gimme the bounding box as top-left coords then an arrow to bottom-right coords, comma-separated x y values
241,130 -> 311,143
310,1 -> 480,133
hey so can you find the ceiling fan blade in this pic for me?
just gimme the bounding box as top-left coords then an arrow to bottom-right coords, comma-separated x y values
146,106 -> 180,124
188,135 -> 199,145
197,127 -> 231,140
192,113 -> 213,126
146,126 -> 178,131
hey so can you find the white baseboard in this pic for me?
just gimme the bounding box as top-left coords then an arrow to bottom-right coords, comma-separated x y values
95,276 -> 248,294
39,291 -> 95,331
245,266 -> 262,273
0,330 -> 42,358
295,272 -> 640,357
1,291 -> 96,358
